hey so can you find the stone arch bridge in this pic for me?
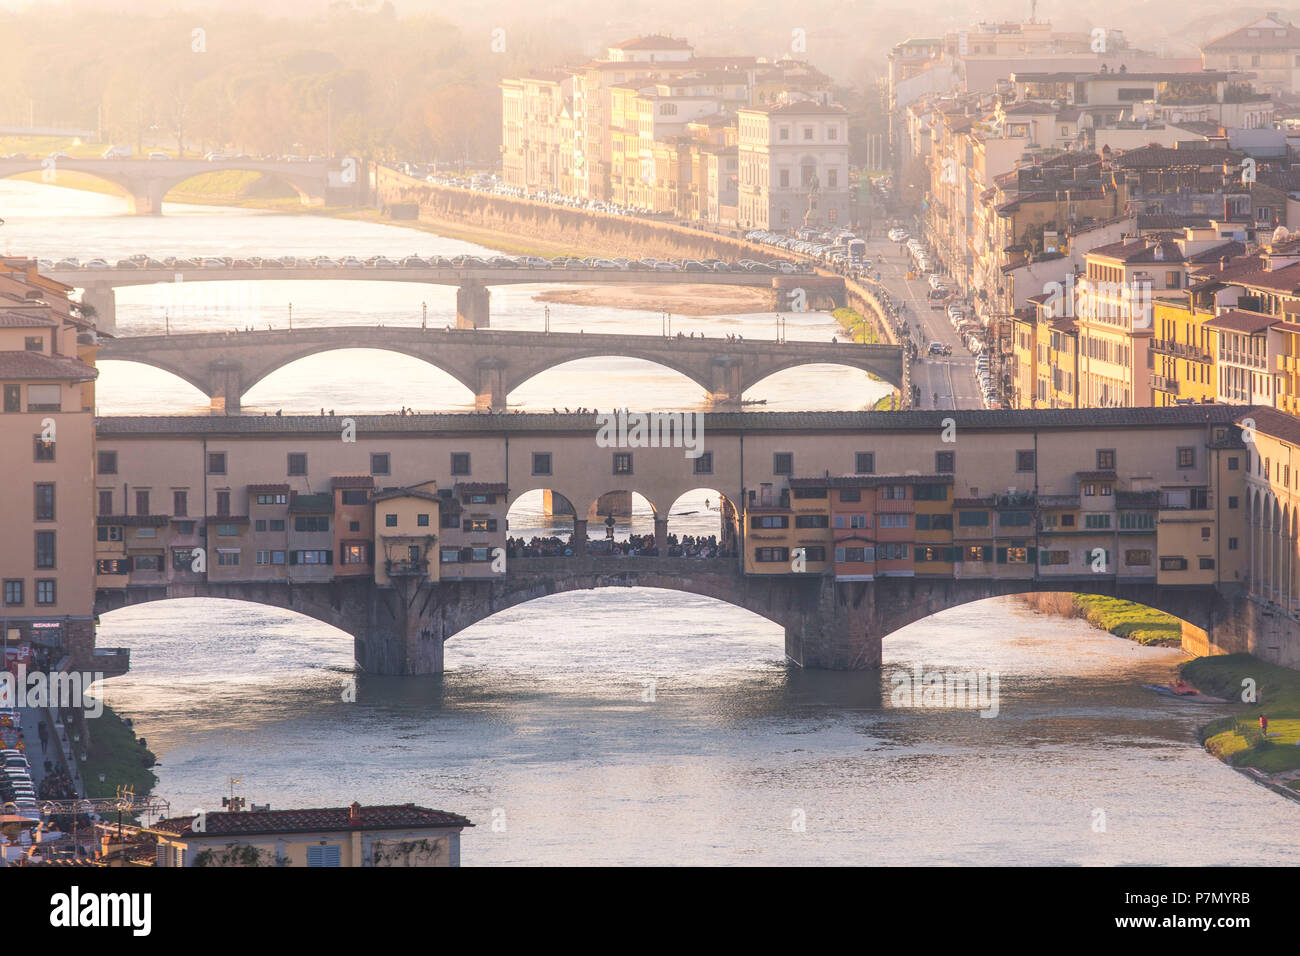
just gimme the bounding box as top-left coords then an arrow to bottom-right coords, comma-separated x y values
0,156 -> 353,215
97,326 -> 904,413
93,558 -> 1238,675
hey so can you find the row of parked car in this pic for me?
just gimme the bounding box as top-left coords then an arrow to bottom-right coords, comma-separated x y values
42,253 -> 800,274
1,710 -> 37,817
741,230 -> 849,268
409,168 -> 660,218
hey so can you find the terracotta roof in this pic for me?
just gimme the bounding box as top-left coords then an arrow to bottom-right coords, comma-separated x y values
0,351 -> 96,381
0,311 -> 58,328
1076,470 -> 1117,480
1203,16 -> 1300,51
331,476 -> 375,489
96,514 -> 169,527
371,488 -> 441,504
1237,406 -> 1300,446
247,483 -> 289,493
1203,309 -> 1282,333
612,35 -> 692,51
149,803 -> 472,839
1111,145 -> 1243,169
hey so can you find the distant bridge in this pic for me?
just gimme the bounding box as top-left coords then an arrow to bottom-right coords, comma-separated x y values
0,156 -> 357,215
97,326 -> 903,412
46,263 -> 842,335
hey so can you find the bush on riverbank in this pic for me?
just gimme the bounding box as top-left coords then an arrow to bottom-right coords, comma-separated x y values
1182,654 -> 1300,775
81,702 -> 157,801
831,306 -> 879,344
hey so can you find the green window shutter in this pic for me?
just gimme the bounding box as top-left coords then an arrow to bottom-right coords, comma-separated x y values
1039,549 -> 1049,565
289,550 -> 299,565
1027,546 -> 1037,563
996,547 -> 1007,564
914,546 -> 923,561
948,547 -> 961,562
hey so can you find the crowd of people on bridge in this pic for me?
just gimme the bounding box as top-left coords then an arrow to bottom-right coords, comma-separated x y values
506,532 -> 733,559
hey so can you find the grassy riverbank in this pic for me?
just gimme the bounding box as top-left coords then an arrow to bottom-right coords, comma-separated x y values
1183,654 -> 1300,782
1019,592 -> 1182,646
81,702 -> 157,801
831,305 -> 880,344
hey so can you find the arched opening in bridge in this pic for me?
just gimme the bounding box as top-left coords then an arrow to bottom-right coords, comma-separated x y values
241,348 -> 475,414
585,491 -> 657,553
744,363 -> 897,411
665,488 -> 740,557
95,597 -> 356,712
95,360 -> 213,415
509,358 -> 708,412
163,170 -> 311,207
444,587 -> 785,673
507,489 -> 580,555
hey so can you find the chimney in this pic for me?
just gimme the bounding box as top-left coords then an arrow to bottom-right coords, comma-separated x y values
349,801 -> 362,826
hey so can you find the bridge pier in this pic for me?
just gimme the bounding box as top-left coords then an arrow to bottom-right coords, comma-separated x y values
456,282 -> 490,329
356,580 -> 445,675
208,361 -> 244,415
572,519 -> 587,555
782,579 -> 884,670
78,285 -> 117,335
475,358 -> 507,410
654,516 -> 668,554
706,357 -> 744,406
125,180 -> 167,216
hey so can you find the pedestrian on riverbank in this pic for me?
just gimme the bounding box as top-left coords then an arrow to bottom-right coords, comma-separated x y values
1260,714 -> 1269,736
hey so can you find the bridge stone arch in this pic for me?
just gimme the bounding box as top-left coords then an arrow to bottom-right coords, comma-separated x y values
738,357 -> 896,394
504,351 -> 716,400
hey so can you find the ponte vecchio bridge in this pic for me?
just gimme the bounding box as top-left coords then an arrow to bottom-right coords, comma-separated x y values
88,406 -> 1262,676
98,326 -> 902,413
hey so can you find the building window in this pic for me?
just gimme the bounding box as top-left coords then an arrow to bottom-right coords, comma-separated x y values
135,489 -> 150,516
795,514 -> 829,529
216,524 -> 239,536
693,452 -> 713,475
1125,549 -> 1152,566
294,516 -> 329,532
451,453 -> 471,476
1016,450 -> 1035,472
1228,496 -> 1239,509
935,451 -> 955,473
216,491 -> 231,516
750,515 -> 788,529
1084,514 -> 1111,530
3,580 -> 23,606
855,452 -> 874,474
34,483 -> 55,521
839,488 -> 861,502
97,451 -> 118,475
26,384 -> 60,412
754,547 -> 790,562
958,510 -> 989,526
3,385 -> 19,413
1227,456 -> 1239,471
613,453 -> 633,475
208,452 -> 227,475
1199,557 -> 1215,570
216,550 -> 240,567
417,514 -> 430,527
1159,556 -> 1188,571
288,453 -> 308,476
341,490 -> 367,506
773,452 -> 793,475
532,452 -> 552,476
370,453 -> 390,476
1176,447 -> 1194,469
1096,449 -> 1115,470
33,437 -> 54,462
385,514 -> 397,528
1228,537 -> 1239,550
35,579 -> 55,605
173,490 -> 188,517
97,526 -> 122,542
35,531 -> 55,569
342,544 -> 368,564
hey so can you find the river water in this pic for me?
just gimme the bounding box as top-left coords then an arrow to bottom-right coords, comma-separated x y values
5,181 -> 1298,865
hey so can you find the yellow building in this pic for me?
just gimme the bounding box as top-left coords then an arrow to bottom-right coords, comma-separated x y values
1150,296 -> 1217,406
372,482 -> 441,586
1010,308 -> 1040,408
1047,318 -> 1079,408
147,802 -> 472,867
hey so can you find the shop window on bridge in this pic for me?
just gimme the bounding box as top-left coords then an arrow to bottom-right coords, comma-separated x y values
96,559 -> 129,575
878,543 -> 908,561
440,548 -> 461,563
839,488 -> 861,503
341,544 -> 368,564
294,516 -> 329,533
916,513 -> 953,530
914,483 -> 948,500
1119,512 -> 1154,530
1125,549 -> 1152,566
469,547 -> 492,562
291,550 -> 332,565
963,545 -> 993,562
134,554 -> 162,571
914,546 -> 958,562
465,518 -> 498,533
795,514 -> 829,528
172,548 -> 197,571
755,547 -> 790,562
835,546 -> 872,563
799,547 -> 827,562
441,512 -> 459,529
879,514 -> 909,529
1084,514 -> 1111,530
793,487 -> 827,499
256,493 -> 287,505
694,452 -> 713,475
855,453 -> 874,474
341,490 -> 367,506
1159,556 -> 1188,571
1200,557 -> 1215,570
958,510 -> 989,526
999,511 -> 1031,527
751,515 -> 789,529
998,545 -> 1034,564
1039,550 -> 1071,565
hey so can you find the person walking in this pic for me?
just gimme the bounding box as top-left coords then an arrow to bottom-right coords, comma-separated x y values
1260,713 -> 1269,737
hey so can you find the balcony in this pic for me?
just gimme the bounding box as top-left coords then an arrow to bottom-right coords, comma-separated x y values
1151,339 -> 1210,362
384,559 -> 429,577
1151,374 -> 1180,394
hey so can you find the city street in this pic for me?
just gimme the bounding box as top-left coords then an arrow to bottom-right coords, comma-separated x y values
860,234 -> 985,410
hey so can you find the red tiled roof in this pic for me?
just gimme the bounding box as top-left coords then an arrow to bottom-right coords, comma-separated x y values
1203,309 -> 1282,333
149,803 -> 472,839
456,482 -> 508,494
1237,406 -> 1300,445
0,351 -> 96,381
1203,17 -> 1300,51
247,483 -> 289,493
331,475 -> 375,489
